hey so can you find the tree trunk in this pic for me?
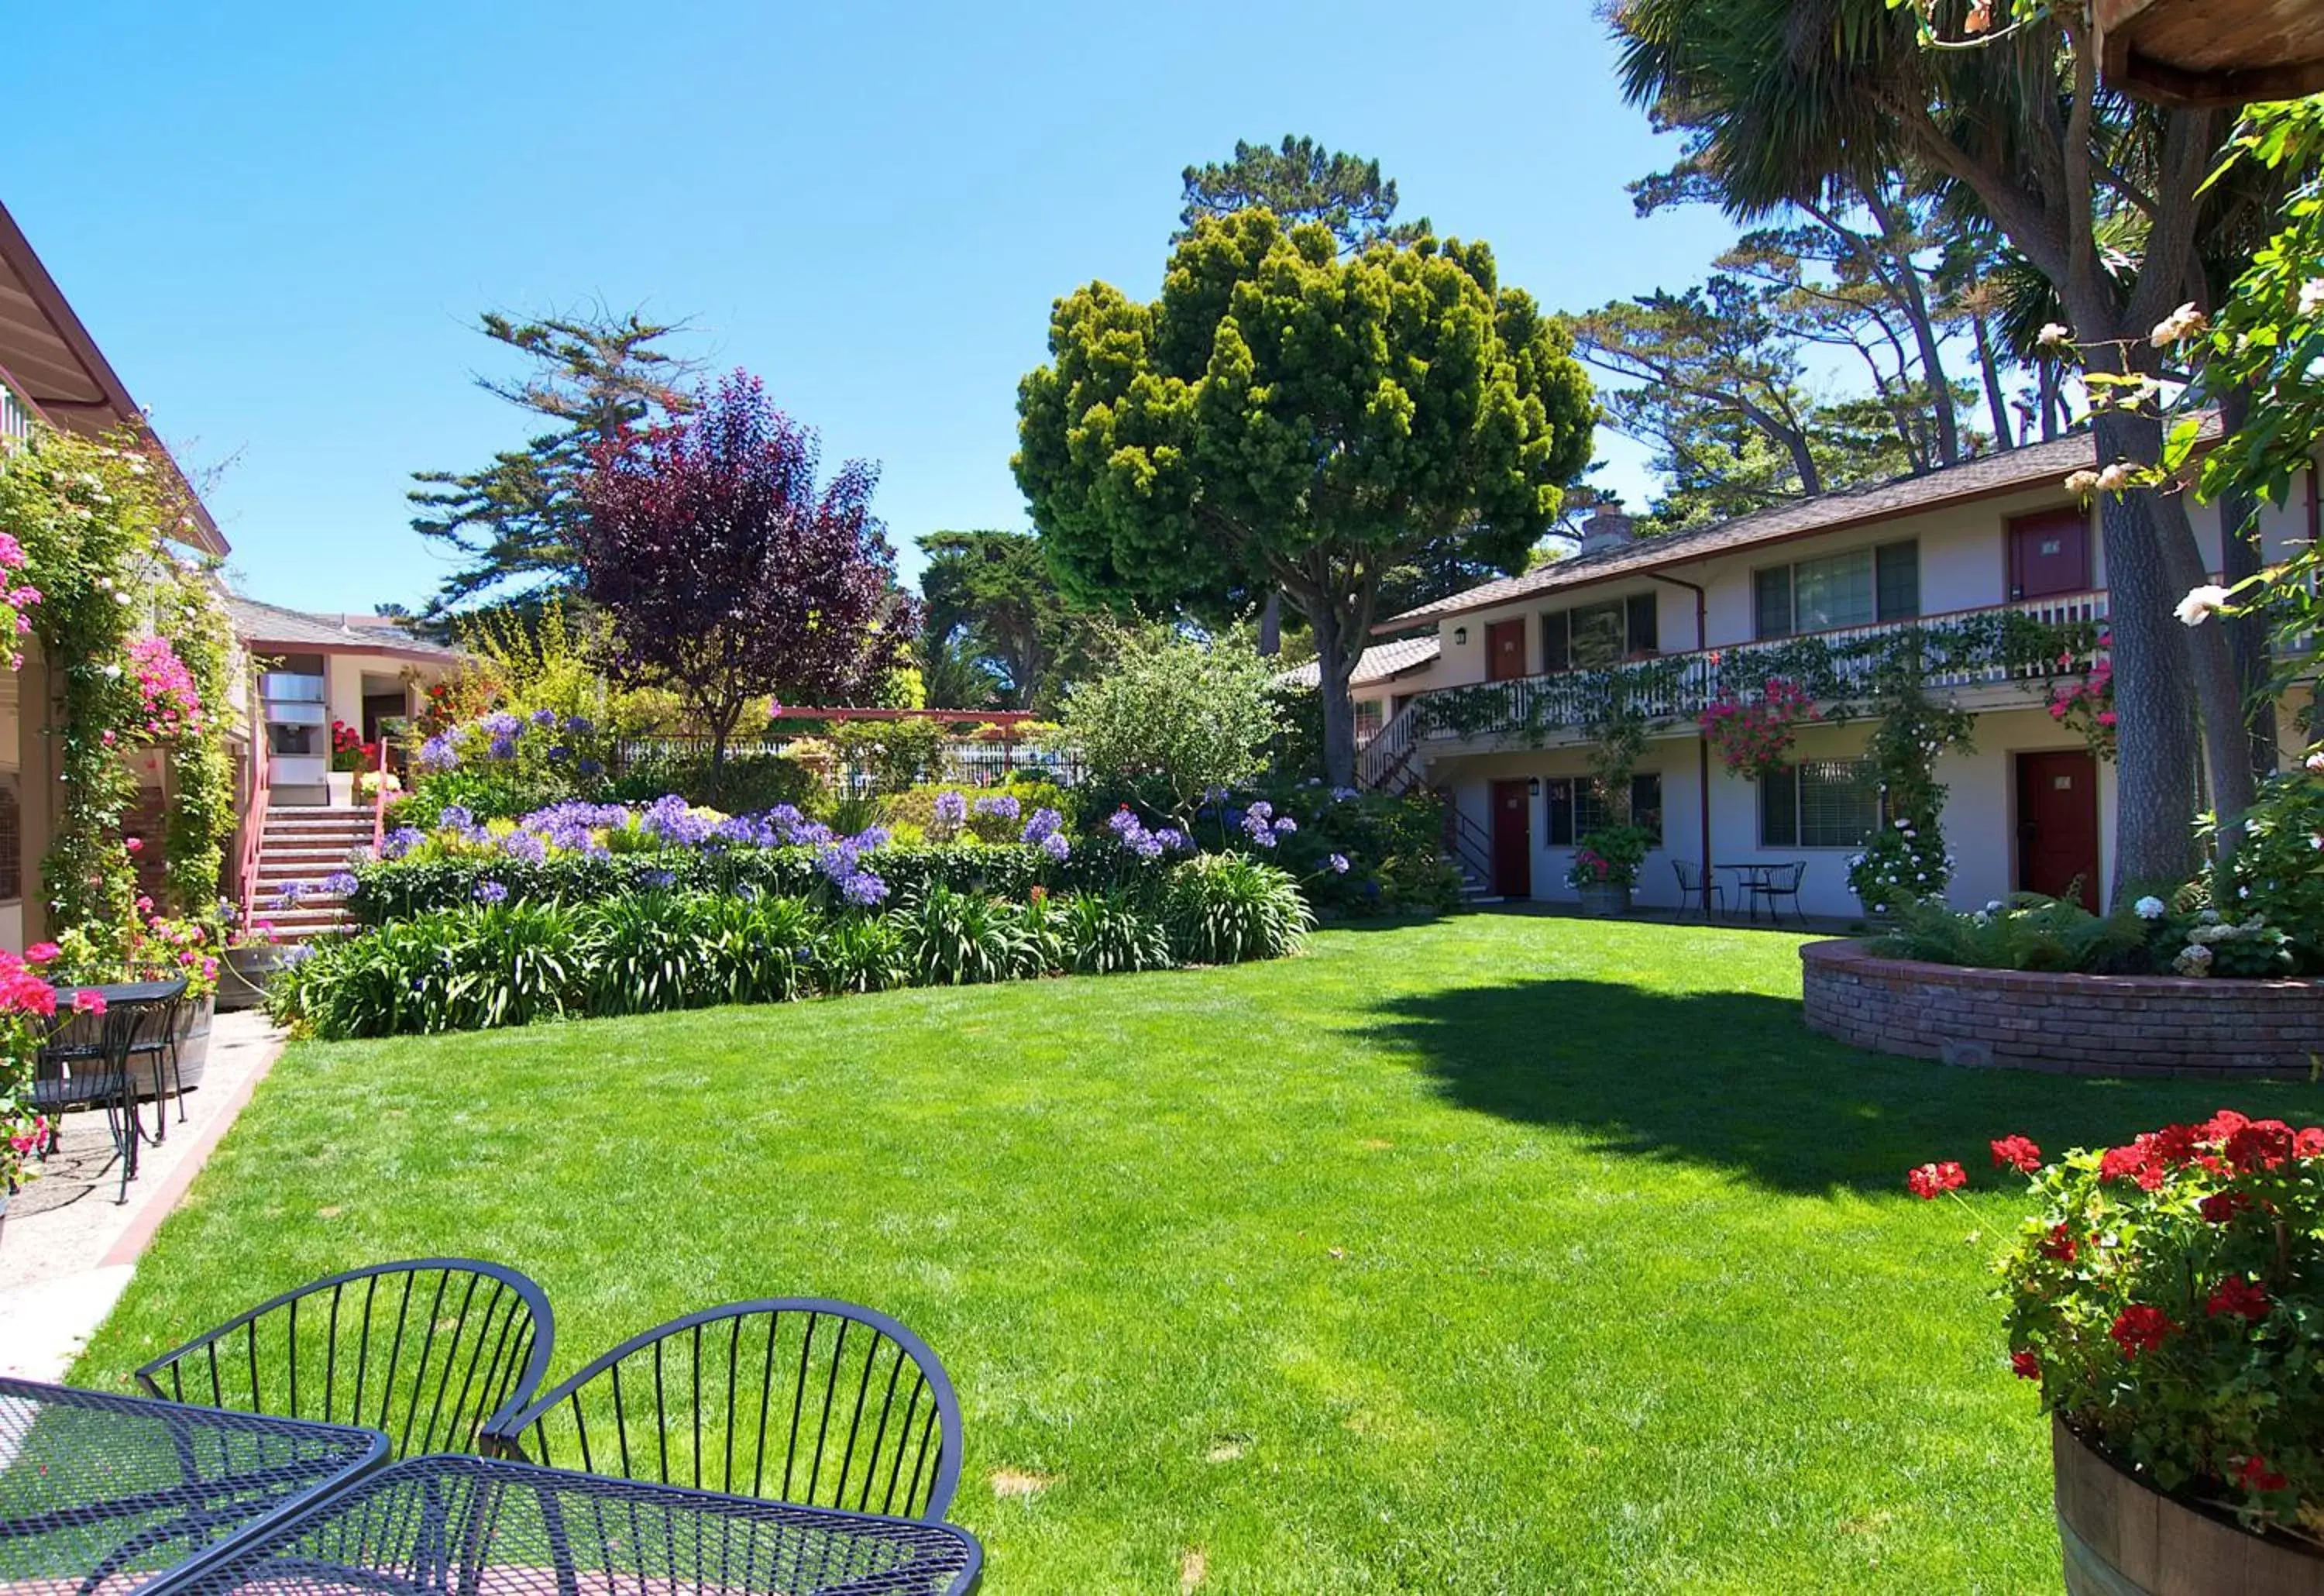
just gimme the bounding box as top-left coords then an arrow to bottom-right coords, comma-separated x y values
1309,600 -> 1360,788
2092,408 -> 2201,894
2109,405 -> 2255,875
1259,590 -> 1282,657
2215,385 -> 2278,782
1973,315 -> 2014,451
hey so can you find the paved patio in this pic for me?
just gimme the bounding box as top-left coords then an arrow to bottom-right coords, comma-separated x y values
0,1010 -> 287,1380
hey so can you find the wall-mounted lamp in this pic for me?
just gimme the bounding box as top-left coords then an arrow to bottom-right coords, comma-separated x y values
1453,626 -> 1469,646
1527,776 -> 1542,797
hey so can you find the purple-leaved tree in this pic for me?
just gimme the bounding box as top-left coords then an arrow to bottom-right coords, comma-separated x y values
579,370 -> 914,768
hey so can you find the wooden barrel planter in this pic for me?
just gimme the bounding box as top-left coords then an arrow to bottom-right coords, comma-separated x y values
2054,1418 -> 2324,1594
1576,882 -> 1633,918
173,994 -> 215,1093
216,945 -> 283,1013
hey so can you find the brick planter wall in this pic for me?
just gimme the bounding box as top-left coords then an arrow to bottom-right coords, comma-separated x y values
1800,939 -> 2324,1080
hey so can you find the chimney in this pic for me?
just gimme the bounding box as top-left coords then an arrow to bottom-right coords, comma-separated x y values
1580,506 -> 1635,556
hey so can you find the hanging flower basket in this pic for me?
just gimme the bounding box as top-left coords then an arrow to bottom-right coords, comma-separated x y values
1699,676 -> 1819,779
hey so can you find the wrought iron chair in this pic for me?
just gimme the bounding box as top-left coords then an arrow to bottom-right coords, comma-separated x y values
1671,859 -> 1723,920
134,1259 -> 555,1459
31,997 -> 146,1202
1757,861 -> 1808,925
484,1298 -> 964,1521
115,977 -> 189,1144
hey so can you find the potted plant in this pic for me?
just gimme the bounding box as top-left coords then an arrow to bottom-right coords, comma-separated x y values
1910,1114 -> 2322,1594
327,720 -> 370,807
217,911 -> 285,1013
0,946 -> 58,1242
1566,824 -> 1652,917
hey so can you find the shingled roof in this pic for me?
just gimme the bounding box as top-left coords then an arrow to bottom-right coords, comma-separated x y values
1376,431 -> 2151,632
1277,633 -> 1441,690
223,593 -> 463,661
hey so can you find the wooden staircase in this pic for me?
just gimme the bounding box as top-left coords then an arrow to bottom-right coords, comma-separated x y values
250,807 -> 371,942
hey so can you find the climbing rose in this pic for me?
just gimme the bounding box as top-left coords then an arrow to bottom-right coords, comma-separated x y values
1906,1161 -> 1966,1199
2109,1305 -> 2177,1359
2206,1276 -> 2271,1322
1989,1135 -> 2042,1174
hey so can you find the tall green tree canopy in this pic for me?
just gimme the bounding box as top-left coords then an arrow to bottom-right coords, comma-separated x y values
1179,136 -> 1425,254
411,308 -> 697,620
915,528 -> 1083,712
1016,210 -> 1595,783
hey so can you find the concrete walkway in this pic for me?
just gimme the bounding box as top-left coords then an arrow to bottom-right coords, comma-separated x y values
0,1010 -> 287,1380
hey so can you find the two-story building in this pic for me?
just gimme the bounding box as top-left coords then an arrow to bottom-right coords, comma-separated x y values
1353,432 -> 2317,920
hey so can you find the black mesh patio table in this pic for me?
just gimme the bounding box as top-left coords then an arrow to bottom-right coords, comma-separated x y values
143,1455 -> 982,1596
0,1377 -> 388,1596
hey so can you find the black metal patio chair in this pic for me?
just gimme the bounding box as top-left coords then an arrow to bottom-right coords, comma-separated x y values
484,1298 -> 964,1521
1756,861 -> 1807,925
1671,859 -> 1723,920
122,976 -> 189,1141
30,997 -> 147,1202
134,1258 -> 555,1459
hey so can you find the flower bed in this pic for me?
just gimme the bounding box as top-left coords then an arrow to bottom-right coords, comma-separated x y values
1800,939 -> 2324,1079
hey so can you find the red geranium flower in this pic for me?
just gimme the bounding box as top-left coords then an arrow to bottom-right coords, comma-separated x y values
2199,1190 -> 2251,1224
2010,1349 -> 2041,1381
1907,1161 -> 1967,1199
2147,1123 -> 2202,1164
71,989 -> 106,1016
2037,1223 -> 2078,1263
2237,1454 -> 2289,1493
2109,1304 -> 2177,1359
2225,1120 -> 2295,1172
2202,1108 -> 2251,1142
2099,1141 -> 2151,1184
2207,1275 -> 2271,1322
2298,1126 -> 2324,1158
1990,1134 -> 2042,1174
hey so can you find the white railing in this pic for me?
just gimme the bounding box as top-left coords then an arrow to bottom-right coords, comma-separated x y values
0,384 -> 35,447
1402,590 -> 2111,752
1356,700 -> 1422,789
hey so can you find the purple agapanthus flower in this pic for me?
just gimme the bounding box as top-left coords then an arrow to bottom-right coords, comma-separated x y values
548,744 -> 570,762
933,791 -> 968,826
480,711 -> 523,738
320,871 -> 360,896
438,805 -> 475,832
577,757 -> 603,779
972,794 -> 1020,820
566,715 -> 594,738
713,814 -> 777,848
816,842 -> 862,884
487,735 -> 517,761
640,868 -> 676,889
500,829 -> 549,864
1328,852 -> 1350,875
1022,807 -> 1064,845
1039,831 -> 1071,862
841,871 -> 889,908
473,879 -> 510,904
273,881 -> 311,908
850,825 -> 892,851
641,794 -> 713,847
417,734 -> 459,772
1241,808 -> 1278,848
529,707 -> 558,727
381,826 -> 425,860
1152,827 -> 1191,854
1272,815 -> 1298,835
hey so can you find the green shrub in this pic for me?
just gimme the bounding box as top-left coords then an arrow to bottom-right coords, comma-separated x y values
392,768 -> 564,828
891,885 -> 1040,985
1061,891 -> 1174,974
878,779 -> 1075,843
1164,855 -> 1312,965
586,893 -> 724,1017
2224,771 -> 2324,970
1875,889 -> 2298,980
608,753 -> 820,815
815,916 -> 907,995
700,892 -> 822,1006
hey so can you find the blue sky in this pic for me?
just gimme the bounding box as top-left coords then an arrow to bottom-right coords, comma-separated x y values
2,2 -> 1739,614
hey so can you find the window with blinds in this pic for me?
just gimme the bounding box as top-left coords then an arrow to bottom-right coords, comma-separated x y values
1542,593 -> 1660,672
0,773 -> 20,902
1753,542 -> 1919,638
1759,759 -> 1880,848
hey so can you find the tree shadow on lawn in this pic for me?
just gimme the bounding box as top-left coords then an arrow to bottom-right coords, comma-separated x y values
1365,976 -> 2324,1195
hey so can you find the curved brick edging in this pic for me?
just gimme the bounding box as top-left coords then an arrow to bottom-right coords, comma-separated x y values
1800,939 -> 2324,1080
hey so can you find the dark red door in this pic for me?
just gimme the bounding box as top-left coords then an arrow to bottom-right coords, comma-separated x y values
1490,779 -> 1532,899
1486,619 -> 1527,682
2009,508 -> 2092,600
2018,751 -> 2099,908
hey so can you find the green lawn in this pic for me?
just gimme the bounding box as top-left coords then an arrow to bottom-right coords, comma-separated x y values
77,914 -> 2322,1593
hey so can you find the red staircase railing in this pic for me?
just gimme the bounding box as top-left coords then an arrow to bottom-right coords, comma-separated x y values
370,735 -> 389,856
236,736 -> 271,926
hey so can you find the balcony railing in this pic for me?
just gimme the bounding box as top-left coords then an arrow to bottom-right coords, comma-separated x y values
1382,590 -> 2109,762
0,384 -> 35,447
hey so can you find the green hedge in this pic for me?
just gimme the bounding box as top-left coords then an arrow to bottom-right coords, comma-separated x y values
276,860 -> 1312,1040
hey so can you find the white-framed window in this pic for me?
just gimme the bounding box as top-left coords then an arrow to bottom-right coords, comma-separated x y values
1541,593 -> 1659,671
1754,542 -> 1920,638
1354,700 -> 1384,747
1759,759 -> 1882,848
1544,772 -> 1663,847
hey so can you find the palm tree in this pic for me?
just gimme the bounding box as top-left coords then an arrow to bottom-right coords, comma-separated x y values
1611,0 -> 2247,890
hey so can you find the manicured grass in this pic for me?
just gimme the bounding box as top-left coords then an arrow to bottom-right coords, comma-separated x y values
78,914 -> 2322,1592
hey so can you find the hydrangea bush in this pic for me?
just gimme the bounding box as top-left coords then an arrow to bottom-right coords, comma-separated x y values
1911,1114 -> 2323,1546
1847,816 -> 1954,916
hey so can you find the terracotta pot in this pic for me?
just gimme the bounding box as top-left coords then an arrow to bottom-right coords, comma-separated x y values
2054,1415 -> 2324,1594
1576,882 -> 1633,918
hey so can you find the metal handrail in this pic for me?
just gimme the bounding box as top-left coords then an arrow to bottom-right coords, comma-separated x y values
1439,792 -> 1496,886
370,734 -> 388,856
235,734 -> 271,927
1403,590 -> 2112,745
